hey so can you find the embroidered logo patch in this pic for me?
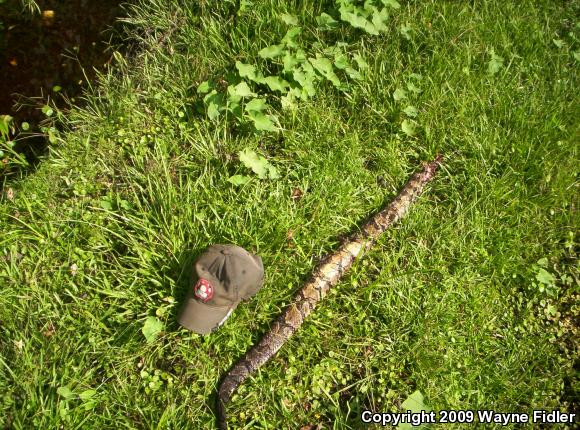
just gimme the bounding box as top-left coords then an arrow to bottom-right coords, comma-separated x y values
193,278 -> 214,302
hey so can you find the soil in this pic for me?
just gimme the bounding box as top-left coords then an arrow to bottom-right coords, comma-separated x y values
0,0 -> 124,123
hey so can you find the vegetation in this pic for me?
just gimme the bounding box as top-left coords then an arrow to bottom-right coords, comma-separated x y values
1,0 -> 578,428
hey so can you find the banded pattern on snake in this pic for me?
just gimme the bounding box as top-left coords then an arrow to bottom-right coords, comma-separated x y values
217,156 -> 442,429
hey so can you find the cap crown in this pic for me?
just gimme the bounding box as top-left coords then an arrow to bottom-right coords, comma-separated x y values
192,244 -> 264,306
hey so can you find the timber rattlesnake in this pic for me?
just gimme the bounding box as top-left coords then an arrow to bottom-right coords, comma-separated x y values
217,156 -> 442,429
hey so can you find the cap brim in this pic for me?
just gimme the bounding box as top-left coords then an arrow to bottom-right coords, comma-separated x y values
178,299 -> 236,334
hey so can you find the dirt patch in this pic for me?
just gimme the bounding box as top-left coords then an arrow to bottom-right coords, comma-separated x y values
0,0 -> 124,123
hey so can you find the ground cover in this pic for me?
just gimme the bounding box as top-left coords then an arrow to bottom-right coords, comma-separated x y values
0,0 -> 578,428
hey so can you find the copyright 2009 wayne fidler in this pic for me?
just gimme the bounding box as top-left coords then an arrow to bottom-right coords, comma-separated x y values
360,409 -> 577,426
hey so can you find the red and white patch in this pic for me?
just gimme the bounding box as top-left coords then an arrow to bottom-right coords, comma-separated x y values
193,278 -> 214,303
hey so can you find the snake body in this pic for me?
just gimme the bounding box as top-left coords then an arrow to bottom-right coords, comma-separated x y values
217,156 -> 442,429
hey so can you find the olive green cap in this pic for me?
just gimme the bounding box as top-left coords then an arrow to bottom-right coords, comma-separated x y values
178,244 -> 264,334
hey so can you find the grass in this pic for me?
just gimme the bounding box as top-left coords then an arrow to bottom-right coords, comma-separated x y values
1,0 -> 578,428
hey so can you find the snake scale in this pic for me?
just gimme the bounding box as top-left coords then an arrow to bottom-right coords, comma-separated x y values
217,155 -> 442,429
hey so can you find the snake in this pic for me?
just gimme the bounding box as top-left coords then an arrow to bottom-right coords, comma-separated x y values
217,155 -> 443,429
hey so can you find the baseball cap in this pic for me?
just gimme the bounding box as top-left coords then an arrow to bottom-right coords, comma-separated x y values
178,244 -> 264,334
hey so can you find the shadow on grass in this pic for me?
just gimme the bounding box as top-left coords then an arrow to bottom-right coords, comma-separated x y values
0,0 -> 125,184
